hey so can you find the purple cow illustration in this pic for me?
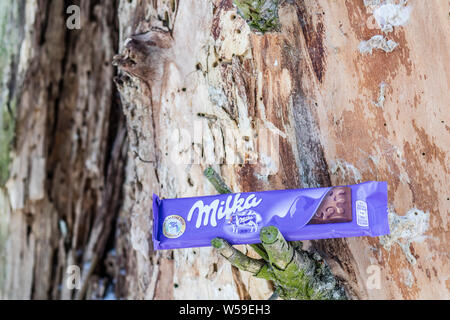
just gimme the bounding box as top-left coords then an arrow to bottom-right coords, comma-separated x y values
228,209 -> 262,234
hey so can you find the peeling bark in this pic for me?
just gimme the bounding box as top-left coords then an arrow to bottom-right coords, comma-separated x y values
113,0 -> 449,300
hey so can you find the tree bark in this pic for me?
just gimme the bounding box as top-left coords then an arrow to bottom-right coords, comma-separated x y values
1,0 -> 448,300
0,0 -> 124,300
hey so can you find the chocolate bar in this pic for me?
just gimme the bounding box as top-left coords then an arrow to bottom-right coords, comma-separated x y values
308,187 -> 352,224
152,182 -> 389,250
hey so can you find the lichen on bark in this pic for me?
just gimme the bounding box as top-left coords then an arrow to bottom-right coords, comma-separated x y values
0,0 -> 22,296
206,167 -> 347,300
0,1 -> 21,186
0,1 -> 25,186
0,102 -> 15,186
233,0 -> 280,33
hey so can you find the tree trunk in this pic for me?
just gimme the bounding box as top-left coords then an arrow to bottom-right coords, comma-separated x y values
1,0 -> 448,300
0,0 -> 124,300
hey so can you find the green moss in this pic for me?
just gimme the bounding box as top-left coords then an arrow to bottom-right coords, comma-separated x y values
233,0 -> 280,34
0,100 -> 15,185
255,263 -> 275,281
266,254 -> 320,300
261,228 -> 347,300
260,226 -> 278,244
204,167 -> 233,194
0,0 -> 20,296
249,243 -> 269,261
211,238 -> 224,249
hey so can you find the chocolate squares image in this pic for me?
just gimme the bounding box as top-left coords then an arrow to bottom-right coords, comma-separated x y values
308,187 -> 352,224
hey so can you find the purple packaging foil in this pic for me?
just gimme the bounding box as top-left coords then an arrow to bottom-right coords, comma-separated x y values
152,182 -> 389,250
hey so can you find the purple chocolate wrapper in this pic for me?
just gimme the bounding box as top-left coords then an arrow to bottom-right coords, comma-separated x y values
152,182 -> 389,250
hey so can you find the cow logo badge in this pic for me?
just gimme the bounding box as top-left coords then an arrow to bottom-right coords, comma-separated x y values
227,209 -> 262,234
163,215 -> 186,239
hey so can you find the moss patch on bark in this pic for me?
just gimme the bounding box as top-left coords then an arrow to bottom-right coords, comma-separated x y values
0,101 -> 15,186
0,1 -> 20,186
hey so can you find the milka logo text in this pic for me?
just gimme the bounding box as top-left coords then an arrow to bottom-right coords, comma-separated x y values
187,194 -> 262,228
